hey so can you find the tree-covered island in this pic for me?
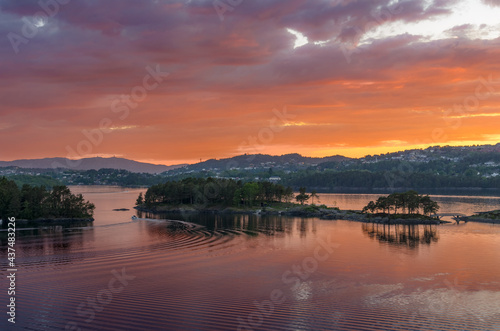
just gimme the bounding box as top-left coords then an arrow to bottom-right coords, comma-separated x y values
362,191 -> 440,216
0,177 -> 95,223
136,177 -> 295,210
136,178 -> 446,224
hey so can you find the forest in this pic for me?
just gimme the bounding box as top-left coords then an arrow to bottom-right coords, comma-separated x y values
362,191 -> 440,216
0,177 -> 95,221
283,169 -> 500,192
2,149 -> 500,193
137,177 -> 295,208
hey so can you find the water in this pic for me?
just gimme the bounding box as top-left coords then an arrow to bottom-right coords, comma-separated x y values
318,193 -> 500,216
1,186 -> 500,330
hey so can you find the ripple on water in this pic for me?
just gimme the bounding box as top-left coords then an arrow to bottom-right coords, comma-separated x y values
4,213 -> 500,331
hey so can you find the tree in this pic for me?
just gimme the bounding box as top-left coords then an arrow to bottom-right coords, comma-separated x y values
362,191 -> 440,218
284,187 -> 294,203
362,201 -> 377,214
295,187 -> 310,205
0,178 -> 94,220
310,190 -> 320,205
7,188 -> 21,217
141,178 -> 311,209
242,182 -> 259,206
420,195 -> 439,216
393,192 -> 406,214
136,192 -> 144,206
0,177 -> 21,221
376,196 -> 389,214
406,190 -> 420,214
20,185 -> 48,219
386,194 -> 397,214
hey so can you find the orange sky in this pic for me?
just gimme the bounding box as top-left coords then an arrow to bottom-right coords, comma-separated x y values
1,0 -> 500,165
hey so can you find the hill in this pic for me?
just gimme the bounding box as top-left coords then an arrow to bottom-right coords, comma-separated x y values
0,157 -> 185,174
179,153 -> 350,172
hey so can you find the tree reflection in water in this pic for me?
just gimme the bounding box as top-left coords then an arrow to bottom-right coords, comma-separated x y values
138,211 -> 322,239
362,223 -> 439,248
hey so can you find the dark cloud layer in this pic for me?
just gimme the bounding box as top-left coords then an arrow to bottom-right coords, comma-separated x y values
0,0 -> 499,163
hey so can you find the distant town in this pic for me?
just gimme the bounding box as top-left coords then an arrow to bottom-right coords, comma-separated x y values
1,144 -> 500,193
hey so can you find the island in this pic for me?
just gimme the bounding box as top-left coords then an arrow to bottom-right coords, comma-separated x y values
135,177 -> 295,213
0,177 -> 95,225
135,178 -> 445,224
456,210 -> 500,224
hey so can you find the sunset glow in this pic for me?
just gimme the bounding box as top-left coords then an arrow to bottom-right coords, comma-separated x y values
1,0 -> 500,165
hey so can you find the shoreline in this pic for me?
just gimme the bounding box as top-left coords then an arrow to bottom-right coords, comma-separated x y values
69,184 -> 500,197
135,205 -> 447,225
455,210 -> 500,224
11,218 -> 94,226
456,217 -> 500,224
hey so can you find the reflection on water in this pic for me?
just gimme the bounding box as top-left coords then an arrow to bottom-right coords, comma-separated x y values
2,187 -> 500,331
141,211 -> 317,238
361,223 -> 439,248
1,223 -> 93,249
1,225 -> 94,270
318,193 -> 500,217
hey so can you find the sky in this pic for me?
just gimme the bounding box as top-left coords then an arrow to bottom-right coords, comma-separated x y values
1,0 -> 500,165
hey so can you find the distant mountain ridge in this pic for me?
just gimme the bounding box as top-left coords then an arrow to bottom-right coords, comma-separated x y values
183,153 -> 350,171
0,157 -> 185,174
2,144 -> 499,175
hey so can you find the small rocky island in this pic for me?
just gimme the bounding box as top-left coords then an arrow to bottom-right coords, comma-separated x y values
135,178 -> 446,225
0,177 -> 95,225
456,210 -> 500,224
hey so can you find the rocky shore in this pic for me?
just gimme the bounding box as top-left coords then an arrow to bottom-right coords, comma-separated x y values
455,210 -> 500,224
14,218 -> 94,226
135,205 -> 446,225
457,217 -> 500,224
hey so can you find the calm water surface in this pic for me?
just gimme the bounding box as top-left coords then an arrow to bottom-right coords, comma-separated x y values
1,186 -> 500,330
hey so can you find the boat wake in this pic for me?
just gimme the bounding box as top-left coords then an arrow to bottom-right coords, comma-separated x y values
132,216 -> 205,230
